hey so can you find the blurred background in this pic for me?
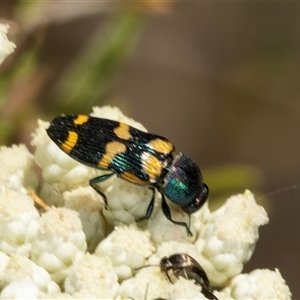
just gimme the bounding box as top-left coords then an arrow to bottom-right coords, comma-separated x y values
1,1 -> 299,297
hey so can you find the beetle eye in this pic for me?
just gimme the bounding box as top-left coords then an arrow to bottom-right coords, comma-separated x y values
182,183 -> 209,214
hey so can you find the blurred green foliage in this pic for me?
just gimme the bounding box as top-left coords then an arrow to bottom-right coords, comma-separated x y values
0,6 -> 146,144
56,11 -> 145,114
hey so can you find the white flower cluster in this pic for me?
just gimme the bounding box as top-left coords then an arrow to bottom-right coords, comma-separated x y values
0,106 -> 292,299
0,24 -> 15,64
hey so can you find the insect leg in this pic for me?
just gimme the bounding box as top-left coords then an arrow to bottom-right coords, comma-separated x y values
89,173 -> 115,209
201,289 -> 219,300
135,187 -> 155,222
164,270 -> 174,284
161,195 -> 193,236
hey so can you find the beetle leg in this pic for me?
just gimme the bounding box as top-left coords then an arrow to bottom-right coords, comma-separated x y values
164,271 -> 174,284
136,187 -> 155,222
161,195 -> 193,236
89,173 -> 115,209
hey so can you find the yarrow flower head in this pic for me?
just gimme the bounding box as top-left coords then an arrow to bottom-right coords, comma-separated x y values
0,187 -> 40,257
0,252 -> 59,297
0,24 -> 15,65
0,105 -> 292,299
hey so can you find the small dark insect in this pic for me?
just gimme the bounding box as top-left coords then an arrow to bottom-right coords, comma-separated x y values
160,253 -> 218,300
47,115 -> 209,236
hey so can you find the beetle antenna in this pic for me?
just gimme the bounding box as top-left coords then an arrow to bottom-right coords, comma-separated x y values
257,183 -> 300,201
134,263 -> 160,272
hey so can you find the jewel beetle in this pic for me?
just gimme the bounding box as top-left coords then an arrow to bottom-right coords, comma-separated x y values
47,114 -> 209,236
160,253 -> 218,300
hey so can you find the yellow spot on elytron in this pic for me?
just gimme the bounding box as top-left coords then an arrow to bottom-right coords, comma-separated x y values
121,172 -> 147,185
147,138 -> 174,154
98,141 -> 126,169
113,123 -> 131,140
74,115 -> 89,125
141,152 -> 163,181
61,131 -> 78,153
